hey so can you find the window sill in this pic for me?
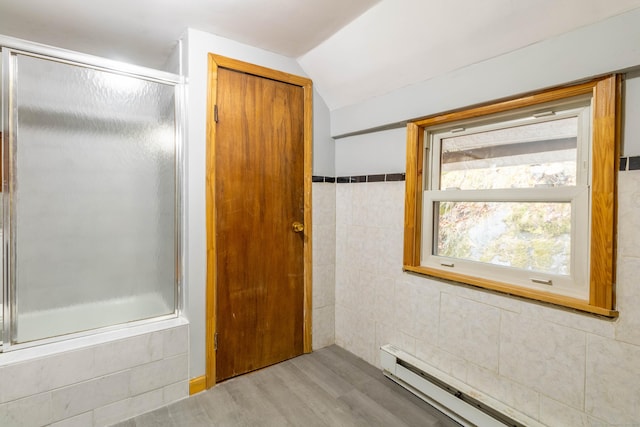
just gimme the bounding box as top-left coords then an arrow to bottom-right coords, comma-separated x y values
403,265 -> 619,318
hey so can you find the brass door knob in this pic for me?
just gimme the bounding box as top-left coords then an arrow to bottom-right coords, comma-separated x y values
292,221 -> 304,233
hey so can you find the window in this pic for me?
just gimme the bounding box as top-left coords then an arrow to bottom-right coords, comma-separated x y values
403,76 -> 621,316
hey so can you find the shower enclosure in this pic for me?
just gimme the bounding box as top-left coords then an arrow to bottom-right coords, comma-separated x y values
0,39 -> 182,349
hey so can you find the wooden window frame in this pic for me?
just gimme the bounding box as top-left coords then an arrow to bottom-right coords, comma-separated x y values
403,75 -> 621,317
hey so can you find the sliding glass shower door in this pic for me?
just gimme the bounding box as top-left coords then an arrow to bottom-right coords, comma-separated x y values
2,49 -> 181,345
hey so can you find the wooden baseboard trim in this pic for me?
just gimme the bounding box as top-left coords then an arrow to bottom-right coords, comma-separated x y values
189,376 -> 207,395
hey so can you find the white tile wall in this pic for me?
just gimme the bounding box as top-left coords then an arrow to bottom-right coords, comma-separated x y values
0,323 -> 188,426
335,181 -> 406,367
499,311 -> 586,409
440,293 -> 501,372
585,335 -> 640,423
334,173 -> 640,426
467,363 -> 540,420
312,182 -> 336,349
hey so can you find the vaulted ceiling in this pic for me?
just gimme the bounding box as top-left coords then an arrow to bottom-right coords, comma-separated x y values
0,0 -> 379,65
2,0 -> 640,111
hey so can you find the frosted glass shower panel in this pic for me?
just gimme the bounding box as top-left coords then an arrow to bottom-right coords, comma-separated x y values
12,54 -> 177,343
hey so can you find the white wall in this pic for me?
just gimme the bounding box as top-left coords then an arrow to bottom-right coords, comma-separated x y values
312,92 -> 335,176
623,70 -> 640,156
331,11 -> 640,426
330,7 -> 640,138
300,0 -> 640,112
335,128 -> 405,176
334,73 -> 640,179
182,28 -> 335,378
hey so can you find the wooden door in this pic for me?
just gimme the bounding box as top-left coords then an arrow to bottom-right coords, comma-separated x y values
211,63 -> 309,383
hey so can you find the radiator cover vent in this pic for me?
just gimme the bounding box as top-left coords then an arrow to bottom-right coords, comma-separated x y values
379,344 -> 543,427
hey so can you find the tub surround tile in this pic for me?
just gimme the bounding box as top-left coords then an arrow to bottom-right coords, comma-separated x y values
93,388 -> 164,427
499,311 -> 586,409
162,381 -> 188,405
0,357 -> 50,403
585,335 -> 640,424
51,371 -> 131,421
161,326 -> 189,359
0,392 -> 52,427
129,354 -> 188,396
93,334 -> 161,378
49,346 -> 105,393
0,323 -> 188,426
50,411 -> 94,427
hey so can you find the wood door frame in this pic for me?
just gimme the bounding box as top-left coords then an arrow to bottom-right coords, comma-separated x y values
205,54 -> 313,389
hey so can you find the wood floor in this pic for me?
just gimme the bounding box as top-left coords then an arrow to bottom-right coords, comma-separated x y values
115,345 -> 460,427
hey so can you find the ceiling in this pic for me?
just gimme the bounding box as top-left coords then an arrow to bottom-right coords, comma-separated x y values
301,0 -> 640,110
2,0 -> 640,111
0,0 -> 380,67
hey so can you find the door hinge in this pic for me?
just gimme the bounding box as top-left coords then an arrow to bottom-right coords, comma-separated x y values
214,105 -> 219,123
214,332 -> 218,351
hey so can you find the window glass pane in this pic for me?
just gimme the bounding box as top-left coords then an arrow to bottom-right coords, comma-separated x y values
440,117 -> 578,190
12,54 -> 176,343
435,201 -> 571,275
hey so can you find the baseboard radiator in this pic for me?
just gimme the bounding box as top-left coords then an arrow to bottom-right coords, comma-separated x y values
380,344 -> 543,427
